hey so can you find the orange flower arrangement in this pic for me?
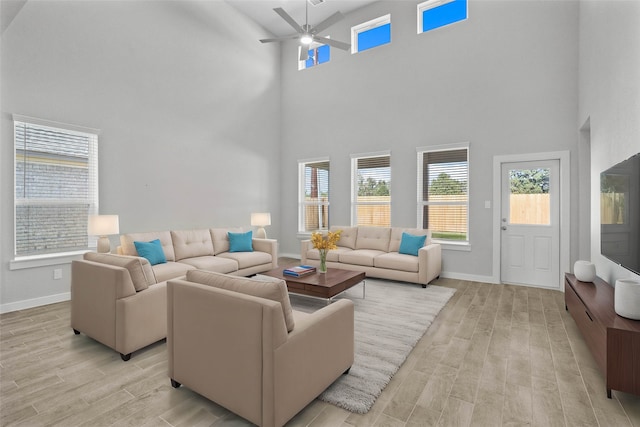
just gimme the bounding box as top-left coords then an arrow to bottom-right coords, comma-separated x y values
310,230 -> 342,273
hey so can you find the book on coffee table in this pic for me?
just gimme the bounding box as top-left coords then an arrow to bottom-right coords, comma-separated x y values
283,265 -> 316,277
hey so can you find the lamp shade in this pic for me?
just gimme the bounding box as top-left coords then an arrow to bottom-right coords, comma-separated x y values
88,215 -> 120,236
251,212 -> 271,227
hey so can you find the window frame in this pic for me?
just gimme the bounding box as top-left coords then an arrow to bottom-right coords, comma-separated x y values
298,157 -> 331,234
417,142 -> 469,247
417,0 -> 468,35
13,115 -> 99,263
351,151 -> 391,227
351,14 -> 391,54
298,40 -> 331,71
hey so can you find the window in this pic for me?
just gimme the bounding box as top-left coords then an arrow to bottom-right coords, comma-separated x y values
418,144 -> 468,242
14,116 -> 98,257
351,14 -> 391,54
418,0 -> 467,34
352,152 -> 391,227
299,159 -> 330,232
299,43 -> 330,70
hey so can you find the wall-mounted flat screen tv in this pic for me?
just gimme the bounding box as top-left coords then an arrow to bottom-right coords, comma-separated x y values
600,152 -> 640,275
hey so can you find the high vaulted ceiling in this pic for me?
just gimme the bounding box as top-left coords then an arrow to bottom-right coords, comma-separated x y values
226,0 -> 379,37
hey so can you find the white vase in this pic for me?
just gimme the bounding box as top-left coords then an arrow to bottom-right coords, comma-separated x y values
573,260 -> 596,282
614,279 -> 640,320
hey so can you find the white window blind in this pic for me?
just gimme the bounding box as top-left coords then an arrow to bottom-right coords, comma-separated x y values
352,153 -> 391,227
418,144 -> 468,242
14,117 -> 99,257
299,159 -> 330,232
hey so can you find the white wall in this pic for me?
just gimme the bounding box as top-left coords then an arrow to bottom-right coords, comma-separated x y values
0,1 -> 281,311
279,0 -> 580,281
579,0 -> 640,286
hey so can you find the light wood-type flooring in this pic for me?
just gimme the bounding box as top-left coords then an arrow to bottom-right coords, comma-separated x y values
1,267 -> 639,426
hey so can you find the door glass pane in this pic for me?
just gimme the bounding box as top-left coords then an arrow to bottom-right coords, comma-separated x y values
509,168 -> 550,225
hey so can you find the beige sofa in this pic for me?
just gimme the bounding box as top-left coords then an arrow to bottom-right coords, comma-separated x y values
302,226 -> 441,287
168,270 -> 354,427
71,228 -> 277,360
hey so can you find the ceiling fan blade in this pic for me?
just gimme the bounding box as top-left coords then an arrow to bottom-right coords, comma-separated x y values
311,11 -> 344,34
273,7 -> 303,34
299,47 -> 309,61
313,35 -> 350,51
260,35 -> 300,43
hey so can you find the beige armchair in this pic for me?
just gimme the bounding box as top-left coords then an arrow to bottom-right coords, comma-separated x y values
167,270 -> 354,427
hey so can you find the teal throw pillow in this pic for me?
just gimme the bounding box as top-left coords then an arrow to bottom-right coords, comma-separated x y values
134,239 -> 167,265
398,232 -> 427,256
228,231 -> 253,253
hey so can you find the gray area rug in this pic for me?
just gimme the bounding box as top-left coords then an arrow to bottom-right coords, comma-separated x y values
288,278 -> 456,414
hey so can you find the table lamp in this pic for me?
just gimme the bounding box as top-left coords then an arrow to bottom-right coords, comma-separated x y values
251,212 -> 271,239
88,214 -> 120,253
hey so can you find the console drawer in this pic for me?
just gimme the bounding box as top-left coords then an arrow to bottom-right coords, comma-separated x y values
565,280 -> 606,373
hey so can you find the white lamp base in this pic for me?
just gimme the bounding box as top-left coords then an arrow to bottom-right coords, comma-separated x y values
97,236 -> 111,253
615,279 -> 640,320
255,227 -> 267,239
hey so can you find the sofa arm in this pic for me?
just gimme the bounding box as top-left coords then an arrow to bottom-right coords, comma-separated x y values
418,243 -> 442,285
71,260 -> 137,349
272,299 -> 354,426
300,240 -> 312,264
252,238 -> 278,266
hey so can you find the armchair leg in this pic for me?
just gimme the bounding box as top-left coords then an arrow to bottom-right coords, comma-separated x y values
73,329 -> 80,335
171,379 -> 182,388
422,284 -> 427,289
343,367 -> 351,375
120,353 -> 131,361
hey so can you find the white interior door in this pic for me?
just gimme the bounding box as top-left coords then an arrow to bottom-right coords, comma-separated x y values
500,160 -> 560,289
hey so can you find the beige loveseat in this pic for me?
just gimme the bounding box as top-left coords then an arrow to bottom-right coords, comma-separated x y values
168,270 -> 354,427
71,228 -> 277,360
302,226 -> 441,287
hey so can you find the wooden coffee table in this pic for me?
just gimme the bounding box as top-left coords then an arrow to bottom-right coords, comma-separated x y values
261,265 -> 366,304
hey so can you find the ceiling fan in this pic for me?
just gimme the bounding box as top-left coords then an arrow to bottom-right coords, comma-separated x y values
259,1 -> 351,61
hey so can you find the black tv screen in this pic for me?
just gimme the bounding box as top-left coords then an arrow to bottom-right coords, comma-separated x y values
600,152 -> 640,275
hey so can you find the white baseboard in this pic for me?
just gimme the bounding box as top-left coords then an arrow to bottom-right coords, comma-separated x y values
0,292 -> 70,314
440,271 -> 498,284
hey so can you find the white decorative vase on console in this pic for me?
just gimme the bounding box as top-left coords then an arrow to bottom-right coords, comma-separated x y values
573,260 -> 596,282
614,279 -> 640,320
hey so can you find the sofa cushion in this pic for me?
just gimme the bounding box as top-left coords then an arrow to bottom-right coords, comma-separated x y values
228,231 -> 253,252
186,270 -> 295,332
399,233 -> 427,256
389,228 -> 431,252
355,226 -> 391,251
178,256 -> 238,274
306,247 -> 352,262
330,226 -> 358,250
171,229 -> 215,261
339,249 -> 386,267
210,227 -> 243,255
152,261 -> 195,283
83,252 -> 156,291
134,239 -> 167,265
120,231 -> 176,262
217,251 -> 272,269
374,252 -> 420,273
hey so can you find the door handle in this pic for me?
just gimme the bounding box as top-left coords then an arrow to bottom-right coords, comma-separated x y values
501,226 -> 507,230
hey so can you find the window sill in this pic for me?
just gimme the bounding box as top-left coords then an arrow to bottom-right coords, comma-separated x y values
433,240 -> 471,252
10,250 -> 90,270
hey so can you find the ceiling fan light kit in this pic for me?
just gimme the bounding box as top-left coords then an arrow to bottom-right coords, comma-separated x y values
259,0 -> 351,57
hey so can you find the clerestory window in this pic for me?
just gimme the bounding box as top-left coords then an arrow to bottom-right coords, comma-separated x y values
351,14 -> 391,54
417,0 -> 468,34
